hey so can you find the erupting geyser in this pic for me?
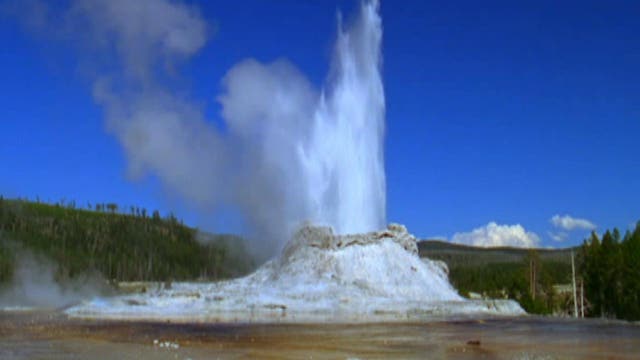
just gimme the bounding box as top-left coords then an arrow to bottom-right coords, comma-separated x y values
65,1 -> 525,322
299,0 -> 385,234
217,0 -> 386,243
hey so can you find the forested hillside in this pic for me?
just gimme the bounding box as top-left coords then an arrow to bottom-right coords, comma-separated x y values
419,240 -> 574,267
0,197 -> 255,285
420,222 -> 640,320
419,240 -> 574,314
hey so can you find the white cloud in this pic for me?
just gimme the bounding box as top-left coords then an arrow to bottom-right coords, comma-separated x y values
548,231 -> 568,242
550,214 -> 596,231
451,222 -> 540,248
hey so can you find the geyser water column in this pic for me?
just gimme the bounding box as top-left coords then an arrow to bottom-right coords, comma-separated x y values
220,0 -> 386,244
31,0 -> 388,256
33,0 -> 387,255
299,0 -> 386,235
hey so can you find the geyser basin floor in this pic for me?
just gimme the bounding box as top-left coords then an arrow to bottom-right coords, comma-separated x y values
2,311 -> 639,360
66,224 -> 523,323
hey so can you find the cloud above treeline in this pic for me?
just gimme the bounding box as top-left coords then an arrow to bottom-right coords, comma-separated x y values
451,222 -> 540,248
550,214 -> 596,231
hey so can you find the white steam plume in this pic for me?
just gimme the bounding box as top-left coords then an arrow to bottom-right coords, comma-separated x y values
11,0 -> 386,256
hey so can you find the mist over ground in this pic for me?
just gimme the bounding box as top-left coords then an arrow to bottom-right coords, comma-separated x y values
0,240 -> 110,309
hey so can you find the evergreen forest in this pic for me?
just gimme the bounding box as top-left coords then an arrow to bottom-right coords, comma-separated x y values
0,197 -> 255,287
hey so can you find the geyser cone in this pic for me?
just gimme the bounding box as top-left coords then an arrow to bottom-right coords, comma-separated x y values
66,224 -> 524,323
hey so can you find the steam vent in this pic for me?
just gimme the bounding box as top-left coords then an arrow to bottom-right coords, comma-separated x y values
66,224 -> 525,323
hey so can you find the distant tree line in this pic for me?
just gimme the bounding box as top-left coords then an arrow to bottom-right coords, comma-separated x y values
434,221 -> 640,319
580,223 -> 640,321
420,241 -> 573,315
0,196 -> 255,285
446,251 -> 569,315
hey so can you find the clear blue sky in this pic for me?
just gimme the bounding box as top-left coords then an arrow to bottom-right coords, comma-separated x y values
1,0 -> 638,248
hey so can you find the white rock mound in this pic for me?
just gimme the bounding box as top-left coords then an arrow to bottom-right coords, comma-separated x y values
66,224 -> 524,323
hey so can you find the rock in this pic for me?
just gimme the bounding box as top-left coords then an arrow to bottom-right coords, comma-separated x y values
283,222 -> 419,259
430,259 -> 449,276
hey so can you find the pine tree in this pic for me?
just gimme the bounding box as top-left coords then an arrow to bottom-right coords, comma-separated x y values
600,230 -> 621,317
620,223 -> 640,320
582,231 -> 603,316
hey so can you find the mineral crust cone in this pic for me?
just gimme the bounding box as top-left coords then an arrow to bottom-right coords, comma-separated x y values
66,224 -> 525,323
